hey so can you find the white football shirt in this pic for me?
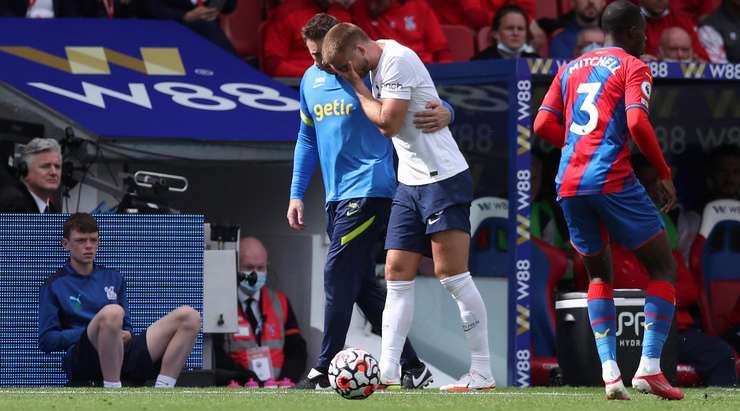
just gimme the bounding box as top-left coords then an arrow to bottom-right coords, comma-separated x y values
371,40 -> 468,186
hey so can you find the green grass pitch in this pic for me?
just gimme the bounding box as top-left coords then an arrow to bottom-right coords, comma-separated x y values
0,387 -> 738,411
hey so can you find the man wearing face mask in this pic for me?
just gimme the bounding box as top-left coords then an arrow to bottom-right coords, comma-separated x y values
213,237 -> 307,387
656,26 -> 695,62
472,4 -> 539,60
549,0 -> 606,59
574,27 -> 606,57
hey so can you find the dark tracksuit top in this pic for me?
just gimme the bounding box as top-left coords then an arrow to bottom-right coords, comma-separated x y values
38,262 -> 132,354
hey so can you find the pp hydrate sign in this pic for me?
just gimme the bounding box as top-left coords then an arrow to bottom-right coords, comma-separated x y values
0,18 -> 300,141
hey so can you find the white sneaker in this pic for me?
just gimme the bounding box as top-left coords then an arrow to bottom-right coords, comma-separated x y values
439,371 -> 495,391
604,377 -> 630,400
380,375 -> 401,386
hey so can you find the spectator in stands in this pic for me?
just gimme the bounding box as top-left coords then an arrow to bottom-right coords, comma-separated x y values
704,144 -> 740,204
632,154 -> 700,269
0,138 -> 61,213
573,26 -> 606,57
38,213 -> 201,388
427,0 -> 536,30
549,0 -> 606,59
472,4 -> 538,60
653,26 -> 697,61
671,0 -> 721,23
639,0 -> 710,61
609,242 -> 738,387
139,0 -> 236,53
351,0 -> 452,64
699,0 -> 740,63
0,0 -> 133,18
263,0 -> 351,77
213,237 -> 307,387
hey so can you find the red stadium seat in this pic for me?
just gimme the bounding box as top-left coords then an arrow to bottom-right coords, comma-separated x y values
536,0 -> 558,19
477,26 -> 491,53
257,21 -> 268,70
221,0 -> 264,58
689,199 -> 740,336
440,24 -> 475,61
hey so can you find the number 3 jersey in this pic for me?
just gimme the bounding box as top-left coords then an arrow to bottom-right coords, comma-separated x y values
539,47 -> 654,198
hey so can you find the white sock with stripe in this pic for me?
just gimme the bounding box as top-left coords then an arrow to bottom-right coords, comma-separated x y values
379,280 -> 415,384
440,272 -> 492,378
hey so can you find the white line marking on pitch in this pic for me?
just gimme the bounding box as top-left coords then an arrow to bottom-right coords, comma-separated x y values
0,390 -> 593,397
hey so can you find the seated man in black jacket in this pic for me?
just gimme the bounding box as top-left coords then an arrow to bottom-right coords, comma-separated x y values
213,236 -> 307,387
0,138 -> 61,213
138,0 -> 237,53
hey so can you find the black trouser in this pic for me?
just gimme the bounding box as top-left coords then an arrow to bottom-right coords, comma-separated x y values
679,327 -> 738,387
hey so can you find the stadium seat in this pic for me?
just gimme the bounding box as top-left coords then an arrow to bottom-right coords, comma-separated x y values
440,25 -> 475,61
535,0 -> 559,19
689,199 -> 740,336
221,0 -> 264,58
476,26 -> 491,53
469,197 -> 509,277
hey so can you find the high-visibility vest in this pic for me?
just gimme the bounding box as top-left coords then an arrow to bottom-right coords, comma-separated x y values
226,287 -> 287,378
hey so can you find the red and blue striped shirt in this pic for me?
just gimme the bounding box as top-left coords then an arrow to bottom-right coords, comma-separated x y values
540,47 -> 656,198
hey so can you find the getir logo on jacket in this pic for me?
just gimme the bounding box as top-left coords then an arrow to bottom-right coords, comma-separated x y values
0,46 -> 185,75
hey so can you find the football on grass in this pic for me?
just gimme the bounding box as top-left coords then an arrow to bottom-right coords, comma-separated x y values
328,348 -> 380,400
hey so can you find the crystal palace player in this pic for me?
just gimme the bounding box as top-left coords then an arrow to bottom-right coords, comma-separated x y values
534,0 -> 683,401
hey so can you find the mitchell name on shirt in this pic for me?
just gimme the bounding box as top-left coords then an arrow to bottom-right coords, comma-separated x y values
568,55 -> 622,76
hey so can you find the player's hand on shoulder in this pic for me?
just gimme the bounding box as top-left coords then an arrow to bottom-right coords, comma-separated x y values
658,179 -> 677,213
413,101 -> 451,133
287,199 -> 305,231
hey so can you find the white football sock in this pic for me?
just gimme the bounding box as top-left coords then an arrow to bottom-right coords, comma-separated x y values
635,356 -> 661,377
440,272 -> 491,377
379,280 -> 415,383
154,374 -> 177,388
103,380 -> 122,389
601,359 -> 622,383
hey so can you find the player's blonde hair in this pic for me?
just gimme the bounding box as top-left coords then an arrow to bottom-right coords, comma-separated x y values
321,23 -> 370,65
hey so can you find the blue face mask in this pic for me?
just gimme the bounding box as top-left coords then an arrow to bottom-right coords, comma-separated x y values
239,271 -> 267,296
580,42 -> 604,56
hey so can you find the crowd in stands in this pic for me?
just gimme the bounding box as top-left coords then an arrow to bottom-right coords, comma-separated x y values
3,0 -> 738,76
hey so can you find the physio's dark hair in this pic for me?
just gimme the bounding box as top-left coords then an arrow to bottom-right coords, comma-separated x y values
601,0 -> 643,35
63,213 -> 98,239
302,13 -> 339,41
